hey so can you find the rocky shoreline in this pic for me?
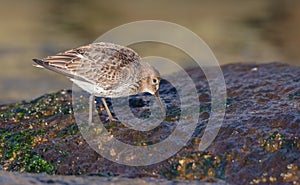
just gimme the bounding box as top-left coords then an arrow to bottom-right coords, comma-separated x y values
0,62 -> 299,184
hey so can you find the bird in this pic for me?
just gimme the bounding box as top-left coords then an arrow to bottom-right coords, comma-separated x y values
33,42 -> 165,124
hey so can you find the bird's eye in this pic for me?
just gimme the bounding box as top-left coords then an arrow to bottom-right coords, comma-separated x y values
152,78 -> 158,84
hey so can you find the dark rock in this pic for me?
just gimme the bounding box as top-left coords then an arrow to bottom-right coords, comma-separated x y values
0,62 -> 299,185
0,171 -> 227,185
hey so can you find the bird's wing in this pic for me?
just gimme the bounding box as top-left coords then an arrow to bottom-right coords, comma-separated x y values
33,42 -> 142,90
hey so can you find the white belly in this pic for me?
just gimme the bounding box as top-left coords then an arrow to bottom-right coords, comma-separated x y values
70,78 -> 133,98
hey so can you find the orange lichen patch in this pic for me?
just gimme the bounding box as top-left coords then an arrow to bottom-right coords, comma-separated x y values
258,131 -> 284,152
161,152 -> 226,180
281,164 -> 299,184
32,135 -> 48,146
250,173 -> 269,184
259,131 -> 299,152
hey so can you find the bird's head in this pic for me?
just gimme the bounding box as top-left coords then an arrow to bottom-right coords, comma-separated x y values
139,62 -> 161,94
140,62 -> 165,116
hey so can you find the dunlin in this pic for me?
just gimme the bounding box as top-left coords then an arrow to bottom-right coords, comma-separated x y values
33,42 -> 165,124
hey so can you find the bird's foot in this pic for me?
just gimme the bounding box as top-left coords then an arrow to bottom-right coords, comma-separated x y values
106,116 -> 118,122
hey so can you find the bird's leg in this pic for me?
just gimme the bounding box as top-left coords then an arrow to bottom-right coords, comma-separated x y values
101,98 -> 115,122
89,94 -> 95,125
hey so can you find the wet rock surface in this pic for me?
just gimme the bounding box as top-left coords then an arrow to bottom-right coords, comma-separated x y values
0,62 -> 299,185
0,171 -> 227,185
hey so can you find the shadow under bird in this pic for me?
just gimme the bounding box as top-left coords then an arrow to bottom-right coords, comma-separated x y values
33,42 -> 165,124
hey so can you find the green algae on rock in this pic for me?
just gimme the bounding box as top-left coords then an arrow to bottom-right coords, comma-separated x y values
0,129 -> 54,173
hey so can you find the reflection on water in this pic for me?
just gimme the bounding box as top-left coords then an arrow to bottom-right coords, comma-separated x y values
0,0 -> 299,103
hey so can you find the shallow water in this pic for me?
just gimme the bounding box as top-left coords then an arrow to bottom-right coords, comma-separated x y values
1,0 -> 300,103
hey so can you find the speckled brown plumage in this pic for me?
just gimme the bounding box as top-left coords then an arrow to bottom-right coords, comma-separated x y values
33,42 -> 165,122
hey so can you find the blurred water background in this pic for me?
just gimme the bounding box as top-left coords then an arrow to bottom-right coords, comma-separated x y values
0,0 -> 299,104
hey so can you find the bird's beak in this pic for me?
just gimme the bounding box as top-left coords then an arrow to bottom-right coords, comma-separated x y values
154,91 -> 166,117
